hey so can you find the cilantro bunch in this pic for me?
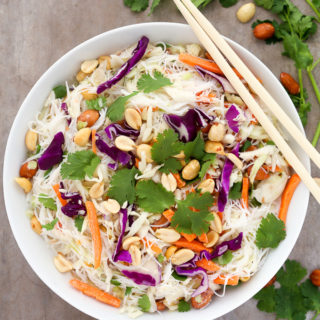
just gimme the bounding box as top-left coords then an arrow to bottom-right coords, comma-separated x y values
254,260 -> 320,320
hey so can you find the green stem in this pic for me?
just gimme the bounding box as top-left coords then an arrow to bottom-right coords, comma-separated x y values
311,311 -> 320,320
307,69 -> 320,105
312,122 -> 320,147
298,69 -> 304,102
311,58 -> 320,71
305,0 -> 320,22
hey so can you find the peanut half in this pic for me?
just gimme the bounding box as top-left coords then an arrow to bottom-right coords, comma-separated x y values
182,159 -> 200,180
171,249 -> 195,265
25,130 -> 38,151
124,108 -> 142,130
161,173 -> 177,192
115,135 -> 136,152
155,228 -> 181,243
53,253 -> 73,273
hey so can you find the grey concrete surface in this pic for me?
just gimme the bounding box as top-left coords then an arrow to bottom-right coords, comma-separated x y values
0,0 -> 319,319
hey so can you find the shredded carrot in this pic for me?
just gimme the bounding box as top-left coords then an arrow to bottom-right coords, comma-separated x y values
196,258 -> 220,272
172,173 -> 186,188
198,233 -> 208,243
278,174 -> 301,223
247,145 -> 258,152
179,53 -> 243,79
69,279 -> 121,308
186,187 -> 196,195
143,237 -> 162,254
213,275 -> 239,286
135,158 -> 140,169
247,164 -> 282,181
217,211 -> 223,221
174,238 -> 213,253
241,177 -> 249,209
163,209 -> 175,222
52,184 -> 67,206
181,233 -> 197,242
205,52 -> 213,60
85,201 -> 102,269
92,129 -> 97,154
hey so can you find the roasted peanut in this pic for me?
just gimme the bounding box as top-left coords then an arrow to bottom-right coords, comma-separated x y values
53,253 -> 73,273
225,153 -> 243,170
280,72 -> 300,95
156,300 -> 166,311
74,128 -> 91,147
78,110 -> 99,127
210,212 -> 222,234
25,130 -> 38,151
182,159 -> 200,180
124,108 -> 142,130
240,276 -> 251,282
81,90 -> 98,101
15,177 -> 32,193
76,71 -> 87,82
92,68 -> 106,86
115,135 -> 136,152
98,55 -> 111,69
205,141 -> 224,154
30,215 -> 42,234
81,59 -> 99,74
129,245 -> 141,266
310,269 -> 320,287
205,230 -> 219,248
161,173 -> 177,192
165,246 -> 178,259
198,179 -> 215,194
173,150 -> 185,159
136,144 -> 153,163
155,228 -> 181,243
253,22 -> 275,40
191,288 -> 214,309
102,199 -> 120,214
171,249 -> 195,265
19,160 -> 38,178
123,236 -> 141,250
89,182 -> 104,199
236,3 -> 256,23
208,123 -> 226,142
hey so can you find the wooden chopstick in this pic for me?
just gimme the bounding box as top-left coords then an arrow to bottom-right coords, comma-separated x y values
180,0 -> 320,171
173,0 -> 320,204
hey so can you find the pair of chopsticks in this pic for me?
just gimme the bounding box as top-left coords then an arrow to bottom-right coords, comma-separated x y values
173,0 -> 320,204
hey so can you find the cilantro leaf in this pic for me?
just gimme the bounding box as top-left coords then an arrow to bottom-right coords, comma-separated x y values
212,250 -> 233,265
171,192 -> 214,236
276,260 -> 307,288
228,182 -> 242,200
110,278 -> 121,286
108,167 -> 139,205
138,294 -> 151,312
42,218 -> 58,231
149,0 -> 161,13
135,180 -> 175,213
159,158 -> 183,174
178,300 -> 191,312
53,85 -> 67,99
151,129 -> 184,163
86,96 -> 107,111
137,71 -> 172,93
192,0 -> 214,7
199,153 -> 216,179
106,92 -> 138,122
300,279 -> 320,312
157,254 -> 164,263
124,0 -> 149,12
254,285 -> 276,313
75,216 -> 84,232
255,213 -> 286,249
219,0 -> 237,8
290,89 -> 311,127
38,193 -> 57,211
172,271 -> 187,281
125,287 -> 132,296
240,140 -> 252,152
60,150 -> 101,180
183,133 -> 205,160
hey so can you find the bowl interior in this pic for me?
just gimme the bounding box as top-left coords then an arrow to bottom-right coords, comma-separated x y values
3,22 -> 310,320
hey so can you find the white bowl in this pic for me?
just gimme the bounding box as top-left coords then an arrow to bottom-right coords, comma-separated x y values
3,22 -> 310,320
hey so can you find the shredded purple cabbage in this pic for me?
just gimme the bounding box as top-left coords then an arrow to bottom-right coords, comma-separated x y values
38,132 -> 64,170
115,250 -> 132,264
163,108 -> 213,142
105,123 -> 139,141
218,143 -> 240,212
121,270 -> 157,286
195,66 -> 236,94
225,105 -> 240,133
113,208 -> 128,262
61,102 -> 71,125
97,36 -> 149,94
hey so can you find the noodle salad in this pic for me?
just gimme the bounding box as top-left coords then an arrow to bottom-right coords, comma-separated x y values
15,36 -> 297,317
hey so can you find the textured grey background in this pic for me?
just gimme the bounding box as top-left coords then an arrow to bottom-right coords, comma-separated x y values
0,0 -> 319,319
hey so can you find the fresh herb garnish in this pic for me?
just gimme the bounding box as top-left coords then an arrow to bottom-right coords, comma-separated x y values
74,216 -> 84,232
42,218 -> 58,231
157,254 -> 165,263
53,85 -> 67,99
86,96 -> 107,111
137,71 -> 172,93
38,193 -> 57,211
178,299 -> 191,312
199,153 -> 216,179
183,132 -> 205,160
125,287 -> 132,296
229,182 -> 242,200
138,294 -> 151,312
213,250 -> 233,265
172,271 -> 187,281
110,278 -> 121,286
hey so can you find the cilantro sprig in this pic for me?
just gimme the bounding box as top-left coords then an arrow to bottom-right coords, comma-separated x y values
38,193 -> 57,211
42,218 -> 58,231
137,71 -> 172,93
138,294 -> 151,312
86,96 -> 107,111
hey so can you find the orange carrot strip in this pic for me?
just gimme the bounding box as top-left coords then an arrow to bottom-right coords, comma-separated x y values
181,233 -> 197,242
135,158 -> 140,169
52,184 -> 67,206
196,259 -> 220,272
163,209 -> 175,222
174,238 -> 213,253
92,129 -> 97,154
241,177 -> 249,209
69,279 -> 121,308
143,237 -> 162,254
85,201 -> 102,269
198,233 -> 208,243
217,211 -> 223,221
278,174 -> 301,223
213,275 -> 239,286
179,53 -> 243,79
173,173 -> 186,188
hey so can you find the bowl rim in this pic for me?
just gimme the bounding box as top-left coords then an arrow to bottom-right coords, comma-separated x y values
3,22 -> 310,320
